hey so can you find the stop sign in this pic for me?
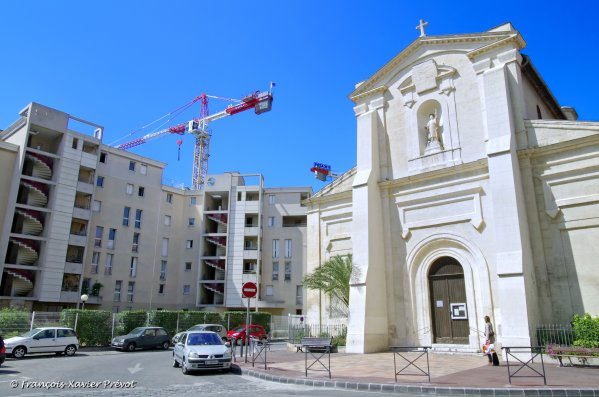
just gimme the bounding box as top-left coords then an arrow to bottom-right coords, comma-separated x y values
242,282 -> 257,298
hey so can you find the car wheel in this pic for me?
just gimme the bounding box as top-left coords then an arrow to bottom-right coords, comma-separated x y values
172,356 -> 179,368
161,341 -> 170,350
65,345 -> 77,356
13,346 -> 26,359
126,343 -> 136,352
181,358 -> 189,375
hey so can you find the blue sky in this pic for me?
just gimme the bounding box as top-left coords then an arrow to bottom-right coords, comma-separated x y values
1,1 -> 597,192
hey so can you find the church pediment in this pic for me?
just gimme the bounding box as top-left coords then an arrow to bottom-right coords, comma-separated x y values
349,23 -> 526,102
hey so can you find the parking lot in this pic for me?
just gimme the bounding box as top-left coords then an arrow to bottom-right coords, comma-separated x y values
1,343 -> 374,397
0,348 -> 255,396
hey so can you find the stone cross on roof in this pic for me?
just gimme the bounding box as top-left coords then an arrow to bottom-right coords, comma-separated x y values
416,19 -> 429,37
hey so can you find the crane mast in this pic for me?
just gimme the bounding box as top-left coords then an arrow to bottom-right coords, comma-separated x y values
115,88 -> 273,190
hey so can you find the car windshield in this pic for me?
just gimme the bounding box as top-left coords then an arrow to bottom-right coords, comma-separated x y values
128,327 -> 146,336
19,328 -> 43,337
187,333 -> 222,346
232,326 -> 246,332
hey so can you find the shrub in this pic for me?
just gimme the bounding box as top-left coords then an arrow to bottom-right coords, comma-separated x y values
572,313 -> 599,348
0,308 -> 30,337
61,309 -> 112,346
116,310 -> 148,335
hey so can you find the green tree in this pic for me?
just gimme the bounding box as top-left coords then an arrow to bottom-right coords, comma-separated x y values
302,254 -> 353,309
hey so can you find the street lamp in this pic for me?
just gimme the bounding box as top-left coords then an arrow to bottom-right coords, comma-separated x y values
80,294 -> 89,310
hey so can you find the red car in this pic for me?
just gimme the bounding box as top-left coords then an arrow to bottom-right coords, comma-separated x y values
227,324 -> 267,345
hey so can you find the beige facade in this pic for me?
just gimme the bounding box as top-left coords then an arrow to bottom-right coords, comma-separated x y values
305,23 -> 599,353
0,103 -> 311,315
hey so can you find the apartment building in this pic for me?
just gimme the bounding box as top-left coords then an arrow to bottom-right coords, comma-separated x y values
0,102 -> 311,315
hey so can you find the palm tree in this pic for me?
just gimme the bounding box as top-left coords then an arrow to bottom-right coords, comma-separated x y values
302,254 -> 353,309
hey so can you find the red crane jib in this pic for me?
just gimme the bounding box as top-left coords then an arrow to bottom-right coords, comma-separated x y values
225,97 -> 261,116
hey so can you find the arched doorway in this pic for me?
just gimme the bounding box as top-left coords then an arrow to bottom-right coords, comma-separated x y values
428,257 -> 469,344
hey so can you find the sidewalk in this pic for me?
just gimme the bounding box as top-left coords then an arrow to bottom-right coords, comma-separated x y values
232,348 -> 599,396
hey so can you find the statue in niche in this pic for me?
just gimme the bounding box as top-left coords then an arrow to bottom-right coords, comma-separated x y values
424,109 -> 443,151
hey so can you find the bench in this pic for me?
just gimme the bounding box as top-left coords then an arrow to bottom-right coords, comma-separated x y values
301,337 -> 333,378
547,345 -> 599,367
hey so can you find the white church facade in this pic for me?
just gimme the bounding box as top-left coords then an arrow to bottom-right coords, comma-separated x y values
305,23 -> 599,353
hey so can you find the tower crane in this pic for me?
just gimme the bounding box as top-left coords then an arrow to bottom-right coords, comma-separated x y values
115,86 -> 274,190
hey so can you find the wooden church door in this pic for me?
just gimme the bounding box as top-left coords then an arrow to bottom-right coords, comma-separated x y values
429,257 -> 469,344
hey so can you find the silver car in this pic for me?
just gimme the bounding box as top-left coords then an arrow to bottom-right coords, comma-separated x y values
171,324 -> 227,345
172,331 -> 232,374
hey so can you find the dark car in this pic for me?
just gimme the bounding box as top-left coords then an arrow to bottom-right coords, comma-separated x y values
226,324 -> 268,345
0,334 -> 5,367
111,327 -> 170,352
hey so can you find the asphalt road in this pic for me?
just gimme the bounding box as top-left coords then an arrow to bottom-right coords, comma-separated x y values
0,347 -> 382,397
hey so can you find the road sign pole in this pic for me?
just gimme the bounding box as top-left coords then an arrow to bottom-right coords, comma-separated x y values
245,297 -> 250,363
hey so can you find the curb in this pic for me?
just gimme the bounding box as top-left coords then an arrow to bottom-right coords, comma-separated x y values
233,366 -> 599,397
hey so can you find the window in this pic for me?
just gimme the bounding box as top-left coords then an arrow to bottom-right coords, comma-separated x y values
164,215 -> 171,226
285,261 -> 291,281
183,285 -> 190,295
186,240 -> 193,249
296,285 -> 303,305
126,183 -> 133,195
140,164 -> 147,175
123,206 -> 130,226
158,284 -> 165,294
108,228 -> 116,249
132,232 -> 139,253
96,176 -> 104,187
244,262 -> 256,274
95,226 -> 103,247
99,152 -> 107,163
188,218 -> 195,227
185,262 -> 192,271
91,252 -> 100,274
130,257 -> 137,277
190,197 -> 196,205
265,285 -> 273,296
268,194 -> 275,205
285,239 -> 292,258
268,216 -> 275,227
129,161 -> 135,171
162,238 -> 169,257
72,137 -> 79,149
166,193 -> 173,203
138,186 -> 145,197
127,282 -> 135,302
272,239 -> 279,258
105,253 -> 113,275
272,262 -> 279,281
160,260 -> 167,280
92,200 -> 101,212
135,209 -> 142,229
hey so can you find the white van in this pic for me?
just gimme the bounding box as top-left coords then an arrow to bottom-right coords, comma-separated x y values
4,327 -> 79,358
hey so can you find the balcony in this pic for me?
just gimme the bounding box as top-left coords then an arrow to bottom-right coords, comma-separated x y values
80,151 -> 98,169
76,180 -> 94,194
64,261 -> 84,274
72,206 -> 90,220
68,233 -> 87,247
243,249 -> 258,260
244,226 -> 259,236
60,291 -> 80,303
